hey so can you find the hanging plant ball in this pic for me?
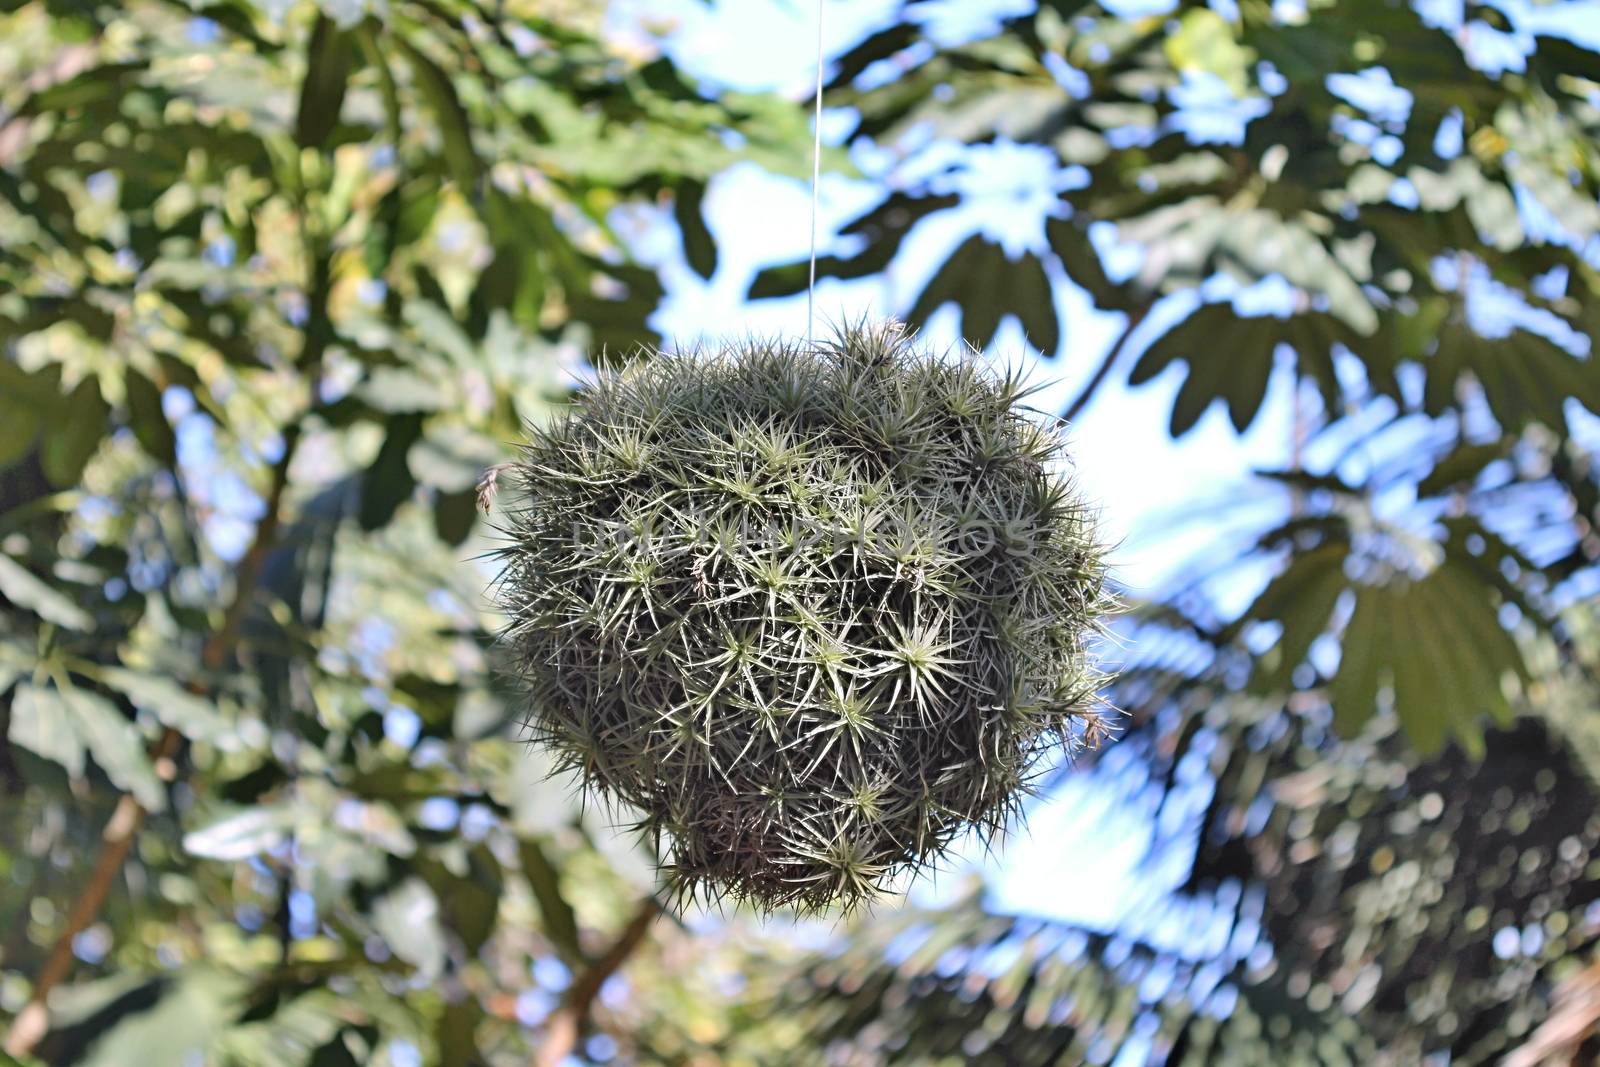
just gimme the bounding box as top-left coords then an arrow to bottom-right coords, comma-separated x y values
491,322 -> 1114,911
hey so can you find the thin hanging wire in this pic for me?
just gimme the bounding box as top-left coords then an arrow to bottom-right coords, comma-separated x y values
807,0 -> 825,346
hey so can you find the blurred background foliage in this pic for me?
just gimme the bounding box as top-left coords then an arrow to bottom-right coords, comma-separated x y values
0,0 -> 1598,1065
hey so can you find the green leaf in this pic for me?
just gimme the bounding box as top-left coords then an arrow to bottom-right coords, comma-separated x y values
10,681 -> 87,779
409,425 -> 502,493
425,846 -> 502,958
519,839 -> 583,964
1329,586 -> 1383,736
19,62 -> 147,117
40,377 -> 108,488
97,667 -> 240,751
68,686 -> 166,811
125,368 -> 177,466
674,179 -> 718,280
65,968 -> 247,1067
747,246 -> 891,301
1253,468 -> 1361,497
1245,542 -> 1350,691
909,234 -> 996,346
1218,211 -> 1378,335
434,488 -> 478,547
361,366 -> 448,414
568,261 -> 665,354
0,397 -> 42,468
434,998 -> 483,1067
395,38 -> 484,191
183,806 -> 293,860
1011,250 -> 1060,356
1428,562 -> 1529,709
1345,567 -> 1524,757
359,413 -> 424,531
1441,516 -> 1545,621
825,22 -> 920,92
1389,584 -> 1445,754
1417,439 -> 1509,498
372,877 -> 448,980
405,301 -> 478,368
1408,576 -> 1487,752
747,193 -> 959,300
308,1027 -> 374,1067
0,554 -> 94,630
1164,9 -> 1254,96
1131,306 -> 1348,436
295,15 -> 357,148
906,235 -> 1053,352
8,682 -> 163,808
1145,307 -> 1276,435
1423,321 -> 1599,433
1046,215 -> 1133,312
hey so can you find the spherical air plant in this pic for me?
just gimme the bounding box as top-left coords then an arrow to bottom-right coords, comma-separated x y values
489,321 -> 1114,912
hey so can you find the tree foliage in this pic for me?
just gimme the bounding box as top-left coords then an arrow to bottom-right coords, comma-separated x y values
2,0 -> 1598,1064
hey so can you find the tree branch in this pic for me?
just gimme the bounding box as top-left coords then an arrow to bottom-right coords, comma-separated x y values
1504,959 -> 1600,1067
1,435 -> 308,1058
535,898 -> 662,1067
2,208 -> 335,1064
1,727 -> 182,1057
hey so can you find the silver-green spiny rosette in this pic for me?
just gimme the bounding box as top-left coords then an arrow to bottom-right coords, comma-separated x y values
491,322 -> 1113,912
